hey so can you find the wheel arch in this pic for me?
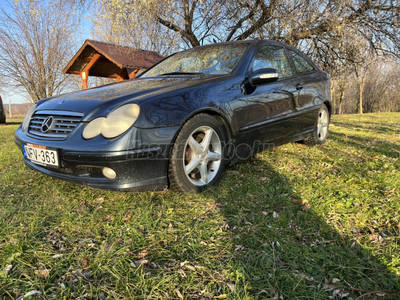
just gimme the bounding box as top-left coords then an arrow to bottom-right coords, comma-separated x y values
177,108 -> 233,146
166,108 -> 233,188
323,100 -> 332,116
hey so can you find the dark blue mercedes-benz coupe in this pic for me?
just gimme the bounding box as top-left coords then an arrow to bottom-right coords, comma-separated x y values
15,40 -> 331,193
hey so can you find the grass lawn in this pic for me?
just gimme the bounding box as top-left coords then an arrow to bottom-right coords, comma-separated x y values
0,113 -> 399,299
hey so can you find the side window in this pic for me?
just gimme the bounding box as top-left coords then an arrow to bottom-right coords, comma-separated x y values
252,46 -> 293,78
289,50 -> 314,73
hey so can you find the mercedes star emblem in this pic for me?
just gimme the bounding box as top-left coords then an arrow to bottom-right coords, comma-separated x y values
41,116 -> 54,133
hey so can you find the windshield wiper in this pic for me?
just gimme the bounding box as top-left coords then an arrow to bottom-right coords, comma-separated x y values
158,72 -> 204,76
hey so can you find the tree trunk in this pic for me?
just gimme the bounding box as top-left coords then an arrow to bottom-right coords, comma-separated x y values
359,80 -> 363,114
339,88 -> 345,115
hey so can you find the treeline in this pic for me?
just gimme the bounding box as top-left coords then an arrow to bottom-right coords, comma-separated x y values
330,59 -> 400,114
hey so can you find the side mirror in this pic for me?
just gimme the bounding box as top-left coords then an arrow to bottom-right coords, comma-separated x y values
250,68 -> 279,86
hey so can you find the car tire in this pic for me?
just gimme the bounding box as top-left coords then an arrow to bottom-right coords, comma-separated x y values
169,114 -> 227,193
303,104 -> 330,145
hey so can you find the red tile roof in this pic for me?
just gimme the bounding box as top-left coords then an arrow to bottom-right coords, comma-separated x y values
63,40 -> 164,76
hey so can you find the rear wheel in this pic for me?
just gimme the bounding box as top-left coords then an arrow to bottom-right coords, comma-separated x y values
169,114 -> 226,193
303,104 -> 330,145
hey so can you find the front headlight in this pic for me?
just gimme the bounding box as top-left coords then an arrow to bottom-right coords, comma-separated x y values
21,104 -> 37,131
82,103 -> 140,140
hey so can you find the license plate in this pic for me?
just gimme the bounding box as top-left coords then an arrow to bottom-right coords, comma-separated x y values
23,143 -> 59,167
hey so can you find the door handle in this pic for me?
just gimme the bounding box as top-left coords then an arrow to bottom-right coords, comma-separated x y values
296,83 -> 304,90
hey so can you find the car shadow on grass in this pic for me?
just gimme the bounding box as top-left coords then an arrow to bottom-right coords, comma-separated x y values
208,156 -> 400,299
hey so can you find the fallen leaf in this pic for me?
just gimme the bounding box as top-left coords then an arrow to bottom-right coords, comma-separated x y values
179,260 -> 189,267
4,264 -> 13,272
234,244 -> 245,251
168,223 -> 175,233
369,234 -> 385,243
301,203 -> 311,211
34,269 -> 49,279
194,265 -> 205,269
137,249 -> 148,259
333,289 -> 349,298
321,284 -> 336,292
332,278 -> 340,283
214,294 -> 227,299
261,177 -> 270,183
81,257 -> 88,268
134,259 -> 148,266
20,290 -> 42,299
176,289 -> 183,299
273,211 -> 279,218
291,199 -> 308,205
149,262 -> 158,269
177,269 -> 187,277
226,283 -> 235,292
257,290 -> 268,295
185,265 -> 196,271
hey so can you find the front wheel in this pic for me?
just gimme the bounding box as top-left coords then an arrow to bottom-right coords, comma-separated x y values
169,114 -> 226,193
303,104 -> 330,145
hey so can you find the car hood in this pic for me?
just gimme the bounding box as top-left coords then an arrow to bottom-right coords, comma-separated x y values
36,76 -> 222,116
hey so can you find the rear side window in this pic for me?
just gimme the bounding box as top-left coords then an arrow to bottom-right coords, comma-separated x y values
289,50 -> 314,73
252,46 -> 293,78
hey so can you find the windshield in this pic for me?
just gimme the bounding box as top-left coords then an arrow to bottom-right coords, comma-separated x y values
141,43 -> 249,77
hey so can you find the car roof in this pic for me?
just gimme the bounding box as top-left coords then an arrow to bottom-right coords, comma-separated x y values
183,39 -> 304,54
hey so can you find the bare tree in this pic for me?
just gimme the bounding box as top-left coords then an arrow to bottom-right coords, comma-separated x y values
331,56 -> 400,114
362,59 -> 400,113
330,64 -> 353,115
0,0 -> 81,103
94,0 -> 399,58
67,0 -> 400,114
90,1 -> 180,56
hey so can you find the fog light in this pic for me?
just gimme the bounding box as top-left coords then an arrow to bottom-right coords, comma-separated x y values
102,167 -> 116,180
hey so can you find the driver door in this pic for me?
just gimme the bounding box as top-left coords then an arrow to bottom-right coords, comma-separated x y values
244,45 -> 301,143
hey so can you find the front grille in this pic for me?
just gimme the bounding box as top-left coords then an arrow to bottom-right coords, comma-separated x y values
28,110 -> 84,139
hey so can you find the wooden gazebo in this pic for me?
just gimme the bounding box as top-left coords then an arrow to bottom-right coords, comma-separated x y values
63,40 -> 164,89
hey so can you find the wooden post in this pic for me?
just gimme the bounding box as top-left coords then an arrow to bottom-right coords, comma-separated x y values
129,68 -> 141,79
80,53 -> 102,89
9,99 -> 12,119
80,71 -> 88,90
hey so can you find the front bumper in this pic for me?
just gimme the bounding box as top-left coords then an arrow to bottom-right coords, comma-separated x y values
14,126 -> 180,191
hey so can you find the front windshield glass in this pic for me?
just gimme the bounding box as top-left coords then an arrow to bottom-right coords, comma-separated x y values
141,43 -> 249,77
